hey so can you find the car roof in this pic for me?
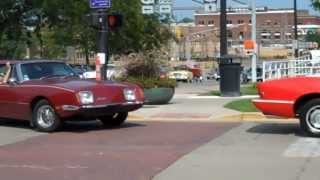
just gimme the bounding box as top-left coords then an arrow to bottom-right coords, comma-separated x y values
0,60 -> 65,65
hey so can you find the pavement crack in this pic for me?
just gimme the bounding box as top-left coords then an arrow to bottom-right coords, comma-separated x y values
295,158 -> 311,180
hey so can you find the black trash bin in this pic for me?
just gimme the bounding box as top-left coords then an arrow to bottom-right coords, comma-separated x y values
219,57 -> 241,97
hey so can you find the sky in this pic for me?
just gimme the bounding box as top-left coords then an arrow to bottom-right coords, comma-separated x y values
173,0 -> 319,20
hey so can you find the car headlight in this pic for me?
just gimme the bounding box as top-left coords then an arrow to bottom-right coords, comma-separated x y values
123,89 -> 136,101
78,91 -> 94,104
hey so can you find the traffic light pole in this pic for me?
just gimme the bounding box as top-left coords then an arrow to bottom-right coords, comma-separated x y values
294,0 -> 299,58
251,0 -> 257,83
97,10 -> 108,80
220,0 -> 227,57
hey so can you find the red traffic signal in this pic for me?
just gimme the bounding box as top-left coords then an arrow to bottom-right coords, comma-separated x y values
107,14 -> 122,30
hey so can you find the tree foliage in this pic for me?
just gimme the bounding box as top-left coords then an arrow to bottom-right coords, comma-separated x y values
311,0 -> 320,10
0,0 -> 173,60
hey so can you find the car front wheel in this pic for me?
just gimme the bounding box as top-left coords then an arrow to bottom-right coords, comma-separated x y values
32,100 -> 61,132
99,112 -> 128,127
300,98 -> 320,137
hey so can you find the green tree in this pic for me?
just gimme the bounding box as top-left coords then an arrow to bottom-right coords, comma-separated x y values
179,17 -> 194,23
0,0 -> 173,60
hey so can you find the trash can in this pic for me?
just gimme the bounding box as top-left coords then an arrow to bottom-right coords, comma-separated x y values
219,57 -> 241,97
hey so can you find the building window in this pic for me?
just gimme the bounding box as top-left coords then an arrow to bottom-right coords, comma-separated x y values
198,20 -> 205,25
264,20 -> 272,26
227,30 -> 233,38
239,31 -> 244,40
208,20 -> 214,25
274,32 -> 281,39
227,20 -> 232,24
249,19 -> 252,24
238,20 -> 244,24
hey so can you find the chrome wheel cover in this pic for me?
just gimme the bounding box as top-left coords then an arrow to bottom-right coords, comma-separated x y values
37,105 -> 55,128
306,105 -> 320,133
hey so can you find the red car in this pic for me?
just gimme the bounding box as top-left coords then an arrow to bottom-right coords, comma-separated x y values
0,60 -> 144,132
253,76 -> 320,136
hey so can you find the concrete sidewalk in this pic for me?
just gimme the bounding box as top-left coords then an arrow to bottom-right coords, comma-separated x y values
128,93 -> 296,124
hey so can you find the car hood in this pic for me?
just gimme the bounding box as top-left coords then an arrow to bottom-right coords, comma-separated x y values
22,78 -> 132,90
21,78 -> 141,104
169,70 -> 191,75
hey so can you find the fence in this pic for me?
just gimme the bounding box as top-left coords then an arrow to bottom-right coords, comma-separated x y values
262,55 -> 320,81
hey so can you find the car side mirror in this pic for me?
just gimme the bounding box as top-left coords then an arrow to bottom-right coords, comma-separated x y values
8,78 -> 18,85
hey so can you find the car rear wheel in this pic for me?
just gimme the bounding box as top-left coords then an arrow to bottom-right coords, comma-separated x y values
99,112 -> 128,127
300,98 -> 320,136
32,100 -> 61,132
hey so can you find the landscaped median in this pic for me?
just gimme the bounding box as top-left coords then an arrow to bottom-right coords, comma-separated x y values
201,84 -> 259,113
203,83 -> 299,123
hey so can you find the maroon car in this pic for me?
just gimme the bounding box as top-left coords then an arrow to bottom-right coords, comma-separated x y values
0,60 -> 144,132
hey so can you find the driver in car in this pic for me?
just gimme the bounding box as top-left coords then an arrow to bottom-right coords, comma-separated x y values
0,62 -> 11,84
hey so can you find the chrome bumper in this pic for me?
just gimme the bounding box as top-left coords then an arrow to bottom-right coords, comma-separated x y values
62,101 -> 144,111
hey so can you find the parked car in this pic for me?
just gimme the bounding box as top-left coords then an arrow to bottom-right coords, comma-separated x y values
253,76 -> 320,136
168,65 -> 193,82
83,64 -> 124,80
242,67 -> 263,83
0,60 -> 144,132
69,64 -> 93,77
168,70 -> 193,82
206,70 -> 220,81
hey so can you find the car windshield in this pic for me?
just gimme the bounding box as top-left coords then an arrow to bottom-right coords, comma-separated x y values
21,62 -> 76,81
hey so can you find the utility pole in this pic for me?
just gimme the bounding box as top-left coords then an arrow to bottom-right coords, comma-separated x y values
220,0 -> 227,57
251,0 -> 257,83
294,0 -> 299,58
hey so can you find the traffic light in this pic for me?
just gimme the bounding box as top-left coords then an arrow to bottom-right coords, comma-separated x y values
107,14 -> 122,30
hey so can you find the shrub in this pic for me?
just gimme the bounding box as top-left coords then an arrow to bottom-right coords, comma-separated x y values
118,50 -> 176,89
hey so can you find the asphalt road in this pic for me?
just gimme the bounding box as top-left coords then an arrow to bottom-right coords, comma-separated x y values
0,121 -> 238,180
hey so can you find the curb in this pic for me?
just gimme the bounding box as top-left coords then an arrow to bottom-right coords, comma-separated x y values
128,112 -> 299,123
218,112 -> 299,124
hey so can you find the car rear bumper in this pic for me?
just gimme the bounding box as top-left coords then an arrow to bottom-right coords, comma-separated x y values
252,99 -> 295,117
59,101 -> 143,119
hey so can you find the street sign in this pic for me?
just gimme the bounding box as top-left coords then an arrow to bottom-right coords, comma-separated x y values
142,5 -> 154,14
141,0 -> 155,4
90,0 -> 111,9
159,0 -> 172,4
159,4 -> 171,14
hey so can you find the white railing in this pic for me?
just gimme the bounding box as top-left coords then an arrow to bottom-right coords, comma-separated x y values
262,56 -> 320,81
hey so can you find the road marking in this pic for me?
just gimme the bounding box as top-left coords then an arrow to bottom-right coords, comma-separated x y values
284,138 -> 320,158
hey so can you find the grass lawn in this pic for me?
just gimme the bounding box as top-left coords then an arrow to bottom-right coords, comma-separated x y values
224,99 -> 260,112
200,84 -> 259,112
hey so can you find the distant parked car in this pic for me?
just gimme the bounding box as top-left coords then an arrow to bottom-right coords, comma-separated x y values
168,65 -> 194,82
168,70 -> 193,82
69,64 -> 93,77
206,70 -> 220,81
242,67 -> 263,83
83,64 -> 124,80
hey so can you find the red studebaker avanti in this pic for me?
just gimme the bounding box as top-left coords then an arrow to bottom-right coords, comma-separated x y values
0,60 -> 144,132
253,76 -> 320,136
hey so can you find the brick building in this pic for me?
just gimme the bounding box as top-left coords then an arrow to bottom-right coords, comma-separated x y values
194,8 -> 320,46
